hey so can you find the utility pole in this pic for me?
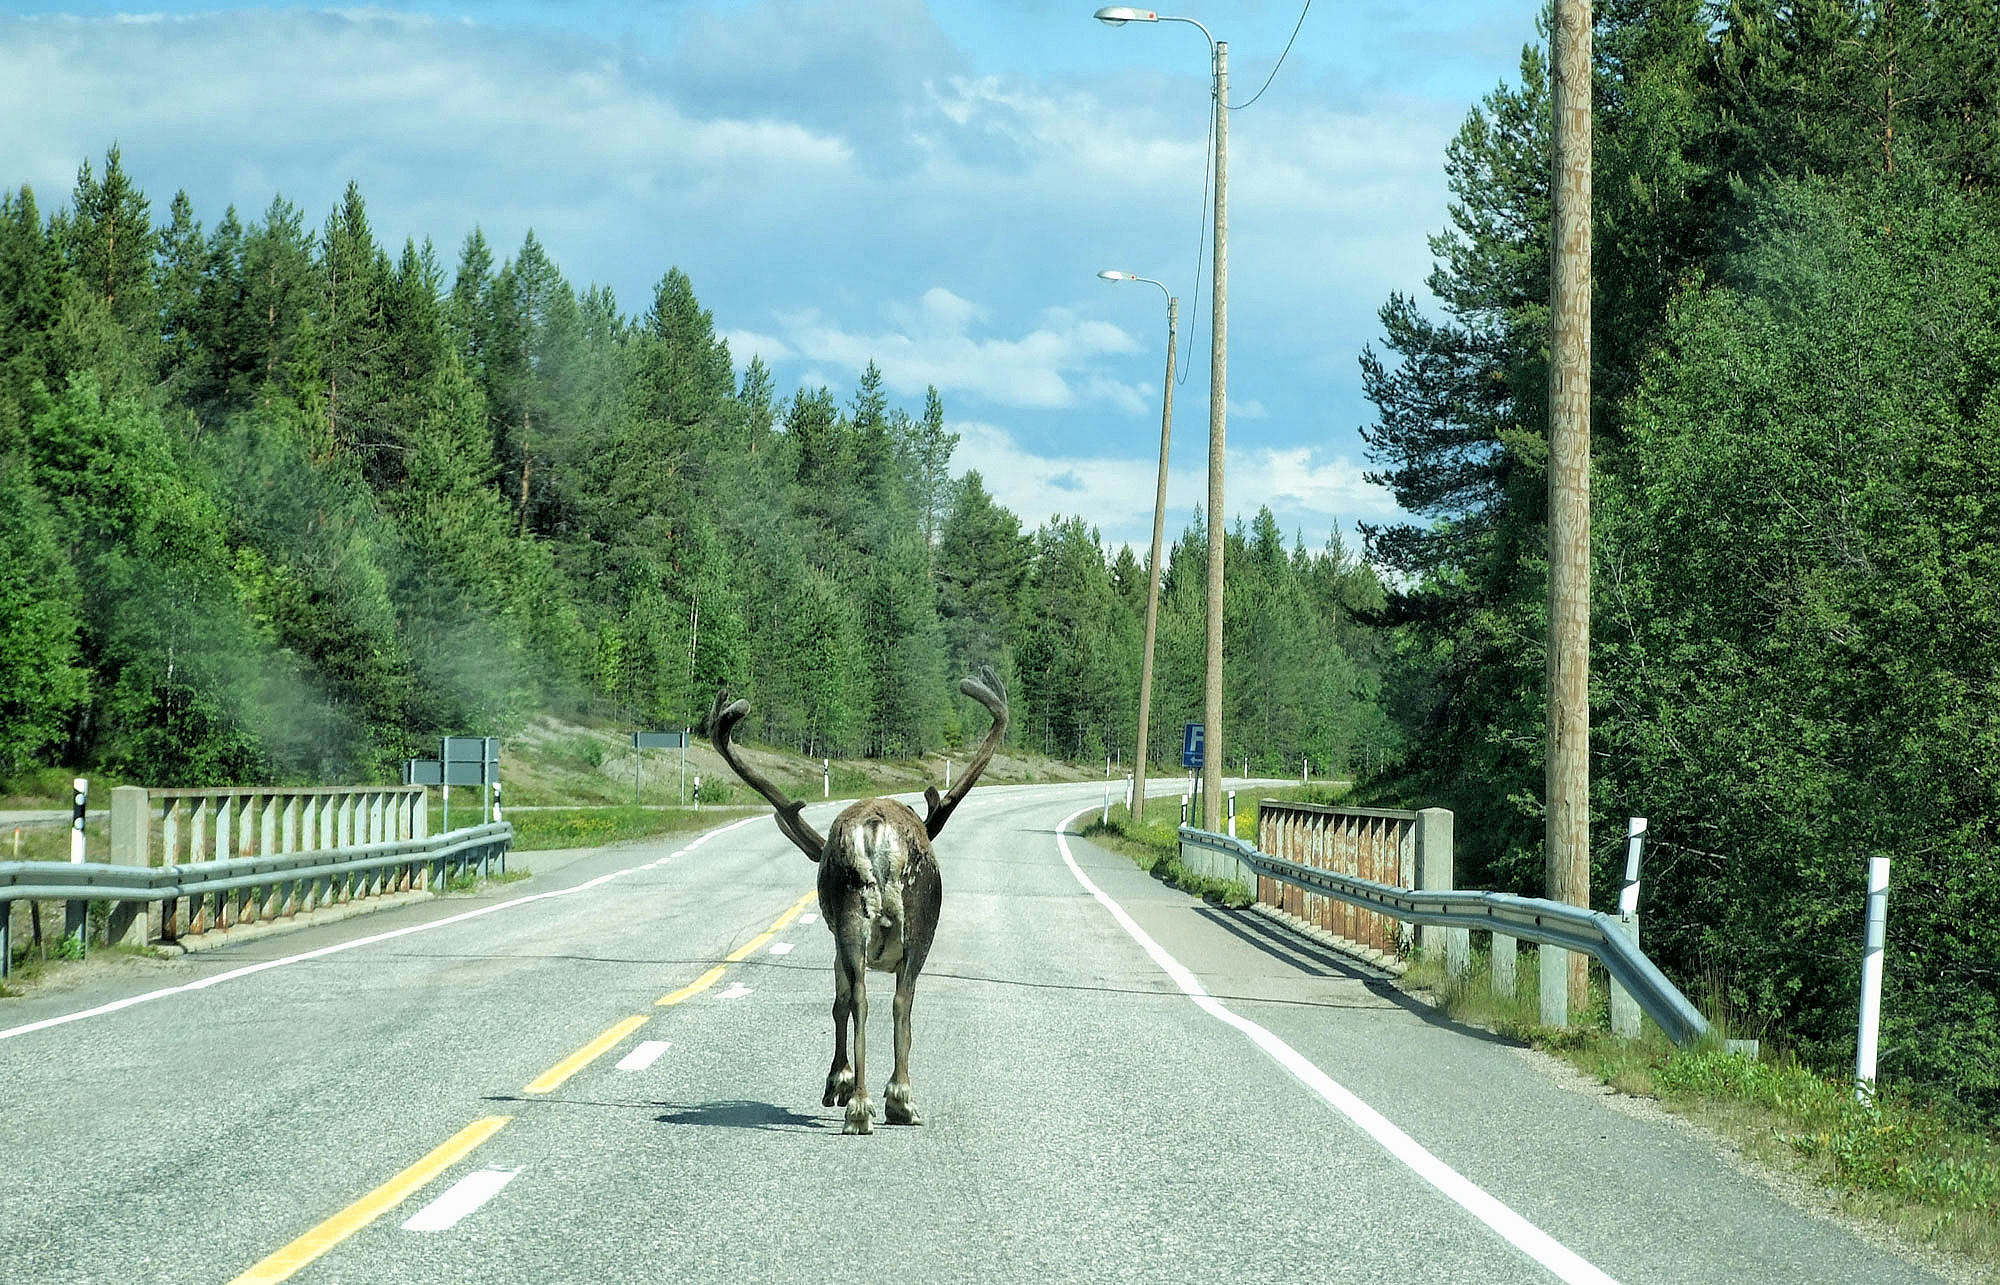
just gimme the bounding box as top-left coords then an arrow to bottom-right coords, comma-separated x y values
1203,37 -> 1228,832
1134,295 -> 1177,826
1546,0 -> 1593,1016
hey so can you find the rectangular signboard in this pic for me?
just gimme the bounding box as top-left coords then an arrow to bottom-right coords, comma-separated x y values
444,761 -> 488,786
443,736 -> 496,762
633,731 -> 687,749
402,759 -> 444,786
1181,722 -> 1205,768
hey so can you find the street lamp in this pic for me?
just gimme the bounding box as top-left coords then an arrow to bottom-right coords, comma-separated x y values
1097,269 -> 1177,826
1095,5 -> 1228,832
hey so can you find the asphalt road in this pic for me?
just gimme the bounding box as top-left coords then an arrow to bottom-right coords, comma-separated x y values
0,780 -> 1941,1284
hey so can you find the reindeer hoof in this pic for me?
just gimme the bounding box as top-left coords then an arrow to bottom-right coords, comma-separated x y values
824,1069 -> 855,1107
884,1083 -> 921,1125
844,1097 -> 875,1135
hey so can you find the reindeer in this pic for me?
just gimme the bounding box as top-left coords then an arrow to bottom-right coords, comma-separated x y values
706,672 -> 1007,1135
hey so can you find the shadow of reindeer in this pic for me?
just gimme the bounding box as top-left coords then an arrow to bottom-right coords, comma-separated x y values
652,1099 -> 833,1133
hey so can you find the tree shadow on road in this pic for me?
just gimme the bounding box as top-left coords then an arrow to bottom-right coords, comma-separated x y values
1193,905 -> 1520,1049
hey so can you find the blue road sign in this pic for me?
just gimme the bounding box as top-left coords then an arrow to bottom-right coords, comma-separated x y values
1181,722 -> 1205,768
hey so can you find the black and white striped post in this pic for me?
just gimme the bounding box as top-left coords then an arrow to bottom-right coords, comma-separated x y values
1855,856 -> 1891,1103
64,777 -> 87,952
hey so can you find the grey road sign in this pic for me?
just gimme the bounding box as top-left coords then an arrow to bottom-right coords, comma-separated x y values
632,731 -> 687,750
402,759 -> 445,787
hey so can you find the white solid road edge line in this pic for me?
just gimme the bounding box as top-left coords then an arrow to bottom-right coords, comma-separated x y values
0,815 -> 769,1043
401,1166 -> 522,1233
1054,807 -> 1620,1285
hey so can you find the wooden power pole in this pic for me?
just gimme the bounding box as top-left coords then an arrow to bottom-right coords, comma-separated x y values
1203,39 -> 1228,833
1547,0 -> 1593,1018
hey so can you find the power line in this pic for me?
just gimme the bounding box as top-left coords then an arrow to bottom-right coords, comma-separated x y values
1178,91 -> 1215,387
1230,0 -> 1312,110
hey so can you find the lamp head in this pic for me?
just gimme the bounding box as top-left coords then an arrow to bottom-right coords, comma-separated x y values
1095,6 -> 1159,25
1097,270 -> 1133,281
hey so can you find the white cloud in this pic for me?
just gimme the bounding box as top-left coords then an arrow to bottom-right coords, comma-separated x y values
719,328 -> 795,365
748,289 -> 1142,412
1233,446 -> 1397,528
0,10 -> 855,232
950,420 -> 1402,551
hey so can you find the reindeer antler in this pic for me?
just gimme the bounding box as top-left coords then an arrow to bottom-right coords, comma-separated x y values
925,667 -> 1008,839
707,689 -> 829,862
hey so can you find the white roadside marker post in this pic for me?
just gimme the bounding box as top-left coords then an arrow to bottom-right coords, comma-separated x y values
65,777 -> 87,953
1609,817 -> 1646,1038
1855,856 -> 1891,1104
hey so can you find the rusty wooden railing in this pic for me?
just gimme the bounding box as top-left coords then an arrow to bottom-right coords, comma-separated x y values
1251,801 -> 1459,969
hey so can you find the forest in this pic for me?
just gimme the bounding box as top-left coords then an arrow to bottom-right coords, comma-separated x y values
3,0 -> 1997,1119
1362,0 -> 2000,1117
0,151 -> 1393,791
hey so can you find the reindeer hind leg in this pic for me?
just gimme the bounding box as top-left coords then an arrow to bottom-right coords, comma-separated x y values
884,966 -> 921,1125
843,960 -> 874,1135
823,956 -> 855,1108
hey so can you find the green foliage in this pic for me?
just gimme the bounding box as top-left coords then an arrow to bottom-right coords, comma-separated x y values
1602,171 -> 2000,1108
0,465 -> 86,775
508,805 -> 744,852
1362,7 -> 2000,1114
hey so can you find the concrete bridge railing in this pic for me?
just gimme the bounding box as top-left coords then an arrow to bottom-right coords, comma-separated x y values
109,784 -> 436,944
1,784 -> 511,974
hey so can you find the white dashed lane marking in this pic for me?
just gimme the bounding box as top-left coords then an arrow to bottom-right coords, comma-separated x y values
769,942 -> 795,956
614,1040 -> 672,1072
401,1167 -> 521,1233
717,982 -> 752,1000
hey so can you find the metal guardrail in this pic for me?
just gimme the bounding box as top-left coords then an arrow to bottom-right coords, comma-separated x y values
0,823 -> 512,976
1180,826 -> 1710,1046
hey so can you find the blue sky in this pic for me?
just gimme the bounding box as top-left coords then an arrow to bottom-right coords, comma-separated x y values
0,0 -> 1544,550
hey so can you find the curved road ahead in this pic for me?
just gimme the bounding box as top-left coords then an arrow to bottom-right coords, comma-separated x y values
0,781 -> 1938,1283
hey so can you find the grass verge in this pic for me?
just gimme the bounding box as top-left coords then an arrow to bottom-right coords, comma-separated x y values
504,805 -> 755,852
1402,947 -> 2000,1270
1077,804 -> 1252,908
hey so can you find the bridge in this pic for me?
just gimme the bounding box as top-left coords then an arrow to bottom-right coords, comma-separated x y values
0,780 -> 1939,1283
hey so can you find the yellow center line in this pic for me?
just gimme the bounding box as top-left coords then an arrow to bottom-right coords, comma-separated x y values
228,1115 -> 512,1285
523,1014 -> 651,1094
664,889 -> 818,998
657,964 -> 728,1006
768,888 -> 818,933
725,890 -> 818,960
725,931 -> 775,963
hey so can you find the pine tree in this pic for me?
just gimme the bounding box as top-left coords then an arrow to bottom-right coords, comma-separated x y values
61,145 -> 157,338
241,196 -> 316,401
